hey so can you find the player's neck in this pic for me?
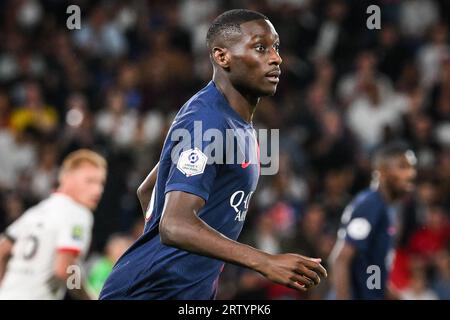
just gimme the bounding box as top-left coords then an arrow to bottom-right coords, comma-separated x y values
377,182 -> 397,204
54,188 -> 84,208
213,75 -> 259,123
54,188 -> 69,197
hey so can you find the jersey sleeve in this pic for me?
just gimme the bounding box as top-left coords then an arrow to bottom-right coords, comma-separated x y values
164,108 -> 225,201
343,200 -> 381,252
56,211 -> 93,256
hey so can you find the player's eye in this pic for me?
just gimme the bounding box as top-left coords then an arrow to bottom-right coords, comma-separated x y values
274,43 -> 280,53
255,44 -> 266,52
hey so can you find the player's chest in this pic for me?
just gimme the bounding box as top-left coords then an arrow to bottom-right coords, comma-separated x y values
224,129 -> 260,187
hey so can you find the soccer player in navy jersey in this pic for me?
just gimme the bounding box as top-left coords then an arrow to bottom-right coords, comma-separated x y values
330,142 -> 417,299
100,9 -> 327,300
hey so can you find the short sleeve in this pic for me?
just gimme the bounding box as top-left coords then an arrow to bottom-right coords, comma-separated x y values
164,109 -> 225,201
56,211 -> 92,256
344,201 -> 381,251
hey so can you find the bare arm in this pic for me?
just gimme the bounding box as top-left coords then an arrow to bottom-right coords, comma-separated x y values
160,191 -> 327,292
330,241 -> 356,300
53,251 -> 93,300
137,162 -> 159,215
0,235 -> 13,283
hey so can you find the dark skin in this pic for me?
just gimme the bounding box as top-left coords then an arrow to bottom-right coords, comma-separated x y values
331,152 -> 417,299
135,19 -> 328,293
137,162 -> 159,215
212,19 -> 282,122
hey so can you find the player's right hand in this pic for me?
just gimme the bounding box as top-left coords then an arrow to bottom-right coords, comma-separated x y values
259,253 -> 328,292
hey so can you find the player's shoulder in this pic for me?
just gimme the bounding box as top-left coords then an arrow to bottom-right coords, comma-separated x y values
18,196 -> 53,219
46,194 -> 93,225
350,188 -> 386,216
340,189 -> 385,240
353,188 -> 384,207
176,82 -> 228,126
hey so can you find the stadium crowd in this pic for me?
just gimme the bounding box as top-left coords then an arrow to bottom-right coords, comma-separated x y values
0,0 -> 449,299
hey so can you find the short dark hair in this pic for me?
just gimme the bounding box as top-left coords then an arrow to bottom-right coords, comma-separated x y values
373,141 -> 414,168
206,9 -> 268,49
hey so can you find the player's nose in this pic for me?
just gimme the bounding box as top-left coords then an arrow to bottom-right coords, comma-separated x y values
269,47 -> 282,66
408,167 -> 417,180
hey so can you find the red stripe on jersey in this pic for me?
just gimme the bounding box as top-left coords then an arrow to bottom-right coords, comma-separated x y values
57,247 -> 81,256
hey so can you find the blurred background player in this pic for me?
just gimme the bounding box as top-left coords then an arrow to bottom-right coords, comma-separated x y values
0,149 -> 107,300
329,142 -> 417,299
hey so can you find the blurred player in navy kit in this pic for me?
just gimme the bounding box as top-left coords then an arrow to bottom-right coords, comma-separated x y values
330,142 -> 417,299
100,9 -> 327,300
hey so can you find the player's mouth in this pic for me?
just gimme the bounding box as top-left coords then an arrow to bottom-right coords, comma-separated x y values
402,180 -> 415,192
89,197 -> 100,206
265,69 -> 281,83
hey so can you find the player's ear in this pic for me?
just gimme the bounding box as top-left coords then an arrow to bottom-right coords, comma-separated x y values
374,165 -> 388,182
212,47 -> 230,69
58,170 -> 73,187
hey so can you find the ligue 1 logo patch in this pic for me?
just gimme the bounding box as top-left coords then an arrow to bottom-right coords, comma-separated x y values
71,225 -> 84,240
177,148 -> 207,177
347,218 -> 371,240
189,152 -> 199,164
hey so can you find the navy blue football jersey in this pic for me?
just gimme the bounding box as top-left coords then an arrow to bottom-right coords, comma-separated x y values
100,81 -> 260,299
337,188 -> 397,299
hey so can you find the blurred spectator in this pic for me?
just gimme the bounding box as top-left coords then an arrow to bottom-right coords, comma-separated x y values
2,192 -> 25,228
399,0 -> 439,40
256,152 -> 307,211
417,23 -> 450,89
316,168 -> 353,232
430,59 -> 450,148
95,88 -> 138,149
281,203 -> 326,258
0,91 -> 10,129
252,212 -> 282,254
117,63 -> 142,111
431,243 -> 450,299
391,204 -> 450,292
399,256 -> 439,300
409,206 -> 450,261
346,80 -> 407,150
73,5 -> 127,58
337,51 -> 393,108
409,114 -> 439,168
60,92 -> 104,153
29,143 -> 58,199
0,129 -> 37,190
437,150 -> 450,211
310,108 -> 356,173
10,82 -> 58,135
376,24 -> 409,83
179,0 -> 218,55
312,0 -> 353,70
16,0 -> 43,30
